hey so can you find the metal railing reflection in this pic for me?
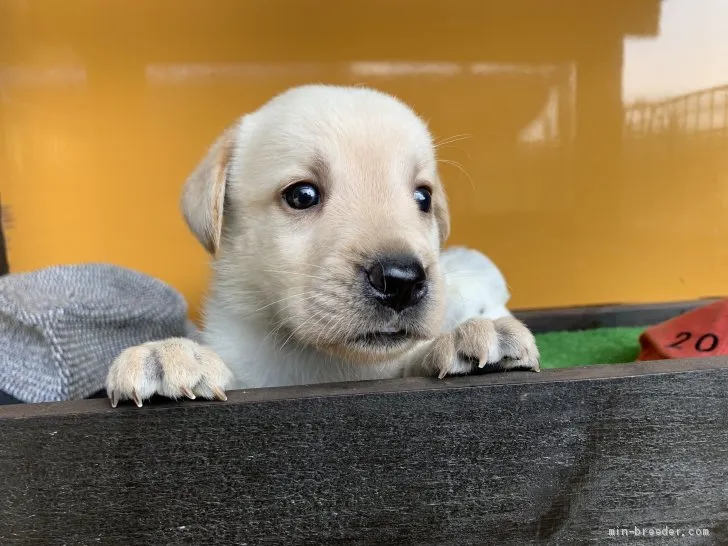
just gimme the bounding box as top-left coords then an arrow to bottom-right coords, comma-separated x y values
625,84 -> 728,137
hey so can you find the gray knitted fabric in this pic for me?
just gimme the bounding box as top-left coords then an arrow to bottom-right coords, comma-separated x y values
0,263 -> 190,403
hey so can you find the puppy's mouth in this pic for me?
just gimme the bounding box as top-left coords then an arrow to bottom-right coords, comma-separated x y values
353,329 -> 409,347
347,324 -> 427,351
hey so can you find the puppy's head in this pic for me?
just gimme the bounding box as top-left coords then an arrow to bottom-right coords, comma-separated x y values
183,85 -> 450,362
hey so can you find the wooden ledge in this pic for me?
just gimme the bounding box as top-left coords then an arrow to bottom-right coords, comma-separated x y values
1,356 -> 726,544
1,355 -> 727,420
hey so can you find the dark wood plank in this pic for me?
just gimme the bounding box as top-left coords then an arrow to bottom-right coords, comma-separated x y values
0,199 -> 8,276
513,298 -> 720,333
1,358 -> 726,544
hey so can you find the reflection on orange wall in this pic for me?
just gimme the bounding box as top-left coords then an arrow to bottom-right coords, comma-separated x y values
2,0 -> 728,321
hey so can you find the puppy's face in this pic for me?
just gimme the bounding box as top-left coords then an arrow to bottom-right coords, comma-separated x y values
183,85 -> 450,362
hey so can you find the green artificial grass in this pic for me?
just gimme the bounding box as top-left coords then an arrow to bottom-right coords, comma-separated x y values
534,326 -> 646,369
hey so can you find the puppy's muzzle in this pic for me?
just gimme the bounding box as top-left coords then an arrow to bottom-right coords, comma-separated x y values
365,255 -> 428,312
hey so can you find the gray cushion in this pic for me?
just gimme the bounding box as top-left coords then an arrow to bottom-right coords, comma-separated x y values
0,263 -> 189,403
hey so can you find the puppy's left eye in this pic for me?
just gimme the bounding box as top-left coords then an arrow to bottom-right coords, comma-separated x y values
414,186 -> 432,213
283,182 -> 321,210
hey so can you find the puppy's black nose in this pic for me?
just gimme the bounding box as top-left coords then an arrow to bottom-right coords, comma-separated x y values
366,256 -> 428,312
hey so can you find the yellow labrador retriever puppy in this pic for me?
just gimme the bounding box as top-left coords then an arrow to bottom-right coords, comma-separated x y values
106,84 -> 539,407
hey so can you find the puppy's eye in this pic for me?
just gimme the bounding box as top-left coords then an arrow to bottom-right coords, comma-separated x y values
414,186 -> 432,213
283,182 -> 321,210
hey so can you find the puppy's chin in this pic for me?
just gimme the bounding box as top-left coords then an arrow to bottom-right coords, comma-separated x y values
300,322 -> 436,363
315,336 -> 422,364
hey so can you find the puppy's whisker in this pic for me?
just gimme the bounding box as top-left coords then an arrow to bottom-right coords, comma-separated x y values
243,291 -> 317,317
444,273 -> 504,281
313,307 -> 344,347
254,312 -> 300,365
436,158 -> 475,191
313,311 -> 340,350
434,133 -> 473,148
327,312 -> 355,347
290,261 -> 329,271
292,311 -> 327,361
262,269 -> 327,281
436,133 -> 472,144
278,308 -> 326,353
266,294 -> 321,323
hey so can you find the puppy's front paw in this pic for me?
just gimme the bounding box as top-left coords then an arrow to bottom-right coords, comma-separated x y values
425,316 -> 540,379
105,338 -> 234,408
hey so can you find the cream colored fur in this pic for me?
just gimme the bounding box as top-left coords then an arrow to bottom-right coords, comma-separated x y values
105,84 -> 539,408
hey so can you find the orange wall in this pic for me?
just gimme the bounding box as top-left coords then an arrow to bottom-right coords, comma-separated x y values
2,0 -> 728,322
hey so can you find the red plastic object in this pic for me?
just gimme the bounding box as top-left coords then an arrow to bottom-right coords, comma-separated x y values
638,299 -> 728,361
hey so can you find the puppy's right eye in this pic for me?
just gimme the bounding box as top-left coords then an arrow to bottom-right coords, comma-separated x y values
283,182 -> 321,210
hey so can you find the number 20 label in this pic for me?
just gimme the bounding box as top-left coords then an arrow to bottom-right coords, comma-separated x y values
667,331 -> 719,352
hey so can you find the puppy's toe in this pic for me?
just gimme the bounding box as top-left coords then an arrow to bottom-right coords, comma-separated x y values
419,333 -> 458,379
437,316 -> 540,377
105,338 -> 234,407
453,318 -> 500,368
492,316 -> 540,372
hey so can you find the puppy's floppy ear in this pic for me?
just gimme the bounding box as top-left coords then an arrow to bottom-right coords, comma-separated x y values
181,120 -> 241,255
433,186 -> 451,246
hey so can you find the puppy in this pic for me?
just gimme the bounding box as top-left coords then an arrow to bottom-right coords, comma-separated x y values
105,85 -> 539,407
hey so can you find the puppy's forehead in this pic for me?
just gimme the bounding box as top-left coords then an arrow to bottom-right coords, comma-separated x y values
253,86 -> 436,172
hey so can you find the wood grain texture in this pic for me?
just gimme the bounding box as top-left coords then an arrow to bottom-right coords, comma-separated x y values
1,358 -> 727,545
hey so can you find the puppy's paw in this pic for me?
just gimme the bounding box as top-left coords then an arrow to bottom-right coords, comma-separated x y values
105,338 -> 234,408
425,316 -> 540,379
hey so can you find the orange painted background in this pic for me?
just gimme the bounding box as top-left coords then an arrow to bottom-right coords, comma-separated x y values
2,0 -> 728,322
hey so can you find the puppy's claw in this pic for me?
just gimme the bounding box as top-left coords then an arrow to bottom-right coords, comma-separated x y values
181,387 -> 196,400
110,391 -> 119,408
132,390 -> 143,408
437,368 -> 448,380
212,386 -> 228,401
